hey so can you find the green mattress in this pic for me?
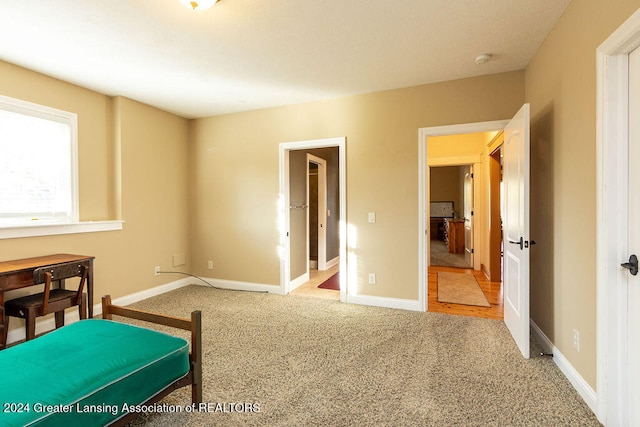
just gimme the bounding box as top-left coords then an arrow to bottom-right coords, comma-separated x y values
0,319 -> 190,426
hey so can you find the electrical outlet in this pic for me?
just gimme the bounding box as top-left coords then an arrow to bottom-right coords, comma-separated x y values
207,260 -> 213,270
368,212 -> 376,223
154,266 -> 160,276
368,273 -> 376,285
572,329 -> 580,351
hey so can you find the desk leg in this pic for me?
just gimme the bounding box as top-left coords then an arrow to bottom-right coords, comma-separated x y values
88,260 -> 94,318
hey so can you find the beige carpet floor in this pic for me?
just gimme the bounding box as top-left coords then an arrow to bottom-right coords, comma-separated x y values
121,285 -> 600,427
437,271 -> 491,307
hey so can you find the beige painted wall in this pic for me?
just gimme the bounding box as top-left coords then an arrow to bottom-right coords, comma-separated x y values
190,71 -> 524,299
428,132 -> 487,160
0,61 -> 191,337
430,167 -> 462,217
525,0 -> 640,389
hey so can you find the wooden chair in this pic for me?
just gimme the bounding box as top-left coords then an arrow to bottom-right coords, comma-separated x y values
4,261 -> 88,341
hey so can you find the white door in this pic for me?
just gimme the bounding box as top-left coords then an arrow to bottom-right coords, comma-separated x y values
463,165 -> 474,267
503,103 -> 531,359
625,45 -> 640,425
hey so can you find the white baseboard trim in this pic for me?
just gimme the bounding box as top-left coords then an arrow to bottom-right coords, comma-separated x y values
530,319 -> 598,415
205,277 -> 282,294
289,272 -> 310,291
325,256 -> 340,269
98,277 -> 194,313
6,276 -> 193,345
6,309 -> 86,345
347,294 -> 422,311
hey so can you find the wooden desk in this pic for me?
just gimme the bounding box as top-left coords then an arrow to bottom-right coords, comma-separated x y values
0,254 -> 94,349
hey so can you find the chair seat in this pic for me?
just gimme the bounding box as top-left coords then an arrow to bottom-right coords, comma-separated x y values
5,290 -> 83,315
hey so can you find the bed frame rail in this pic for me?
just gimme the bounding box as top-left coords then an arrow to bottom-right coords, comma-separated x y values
101,295 -> 202,426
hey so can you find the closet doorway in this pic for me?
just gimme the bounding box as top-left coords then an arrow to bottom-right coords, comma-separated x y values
279,137 -> 346,301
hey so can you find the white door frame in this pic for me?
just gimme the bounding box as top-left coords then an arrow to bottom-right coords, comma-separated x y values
596,8 -> 640,425
307,153 -> 328,270
418,120 -> 508,311
279,137 -> 347,302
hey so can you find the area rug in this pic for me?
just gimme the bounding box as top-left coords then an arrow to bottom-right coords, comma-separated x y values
437,271 -> 490,307
317,272 -> 339,290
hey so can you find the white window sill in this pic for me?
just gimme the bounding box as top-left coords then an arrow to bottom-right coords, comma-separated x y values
0,220 -> 124,240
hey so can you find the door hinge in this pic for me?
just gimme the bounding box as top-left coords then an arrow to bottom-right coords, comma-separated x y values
471,249 -> 474,254
471,173 -> 474,178
471,210 -> 474,216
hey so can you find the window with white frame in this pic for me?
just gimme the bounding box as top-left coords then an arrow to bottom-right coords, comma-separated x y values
0,95 -> 78,227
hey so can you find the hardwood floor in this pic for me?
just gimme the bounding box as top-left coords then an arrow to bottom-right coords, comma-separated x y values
291,264 -> 502,321
290,265 -> 340,300
428,265 -> 503,320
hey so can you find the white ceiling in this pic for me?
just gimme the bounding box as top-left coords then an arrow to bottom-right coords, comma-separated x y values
0,0 -> 571,119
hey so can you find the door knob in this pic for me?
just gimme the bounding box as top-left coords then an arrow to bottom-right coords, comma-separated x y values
621,254 -> 638,276
508,237 -> 524,250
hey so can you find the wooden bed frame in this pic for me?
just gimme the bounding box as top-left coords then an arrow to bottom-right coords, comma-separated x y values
101,295 -> 202,426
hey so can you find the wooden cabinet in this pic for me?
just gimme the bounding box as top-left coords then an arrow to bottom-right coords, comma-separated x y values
444,219 -> 465,254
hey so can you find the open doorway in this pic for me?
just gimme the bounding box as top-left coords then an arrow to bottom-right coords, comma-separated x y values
279,137 -> 346,302
419,126 -> 507,320
291,151 -> 340,300
429,165 -> 474,269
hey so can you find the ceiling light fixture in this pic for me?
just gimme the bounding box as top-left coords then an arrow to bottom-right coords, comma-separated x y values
179,0 -> 219,11
474,54 -> 492,64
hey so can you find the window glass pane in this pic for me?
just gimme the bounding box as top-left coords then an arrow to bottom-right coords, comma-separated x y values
0,105 -> 74,225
